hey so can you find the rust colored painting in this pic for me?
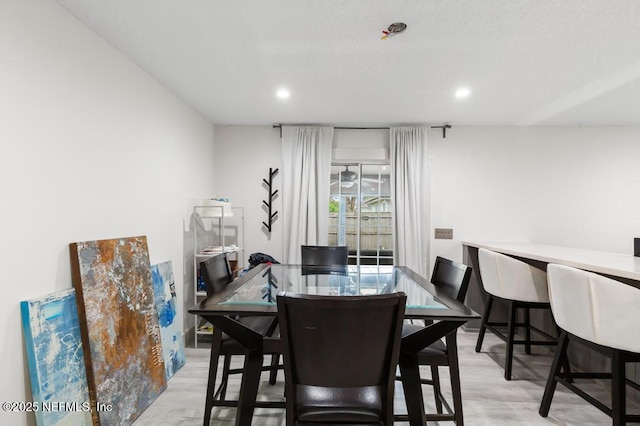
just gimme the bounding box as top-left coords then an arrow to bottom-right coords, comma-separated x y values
70,236 -> 166,425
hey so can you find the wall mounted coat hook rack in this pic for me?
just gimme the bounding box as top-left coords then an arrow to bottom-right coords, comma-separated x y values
262,167 -> 279,233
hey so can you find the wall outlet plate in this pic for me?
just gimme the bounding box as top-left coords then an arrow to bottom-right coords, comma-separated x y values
434,228 -> 453,240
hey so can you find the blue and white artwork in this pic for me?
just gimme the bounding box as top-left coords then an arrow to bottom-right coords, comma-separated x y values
21,289 -> 92,426
151,261 -> 186,380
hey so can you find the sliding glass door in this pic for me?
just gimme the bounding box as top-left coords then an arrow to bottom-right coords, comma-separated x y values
329,163 -> 393,266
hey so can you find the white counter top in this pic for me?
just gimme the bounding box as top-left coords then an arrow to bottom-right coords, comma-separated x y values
462,241 -> 640,281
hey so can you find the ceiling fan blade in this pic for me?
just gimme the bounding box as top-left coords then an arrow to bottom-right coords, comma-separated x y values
361,177 -> 383,183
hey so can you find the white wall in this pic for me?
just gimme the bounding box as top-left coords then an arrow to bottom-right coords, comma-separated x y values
214,126 -> 640,273
213,126 -> 284,262
1,2 -> 215,425
211,127 -> 394,263
333,128 -> 389,161
429,126 -> 640,263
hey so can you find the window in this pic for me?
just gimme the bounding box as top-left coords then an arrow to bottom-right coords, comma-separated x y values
329,163 -> 393,266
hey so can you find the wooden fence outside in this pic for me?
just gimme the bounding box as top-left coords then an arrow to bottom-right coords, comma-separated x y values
328,212 -> 392,251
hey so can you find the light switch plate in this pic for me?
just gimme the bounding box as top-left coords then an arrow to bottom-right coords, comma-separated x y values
434,228 -> 453,240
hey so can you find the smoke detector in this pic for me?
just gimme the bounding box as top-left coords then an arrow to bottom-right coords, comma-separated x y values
381,22 -> 407,40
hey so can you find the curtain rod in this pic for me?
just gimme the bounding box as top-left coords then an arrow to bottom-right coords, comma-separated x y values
272,124 -> 452,138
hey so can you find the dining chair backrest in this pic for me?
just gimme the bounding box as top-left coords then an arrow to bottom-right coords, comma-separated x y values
547,263 -> 640,353
200,253 -> 232,297
277,291 -> 406,424
430,256 -> 473,302
478,248 -> 549,303
300,245 -> 348,266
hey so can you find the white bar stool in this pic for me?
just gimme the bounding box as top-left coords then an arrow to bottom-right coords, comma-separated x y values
540,263 -> 640,425
475,248 -> 559,380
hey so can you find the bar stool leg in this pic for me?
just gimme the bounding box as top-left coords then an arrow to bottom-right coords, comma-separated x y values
505,301 -> 517,380
560,351 -> 573,383
539,330 -> 569,417
524,307 -> 531,355
475,294 -> 494,353
553,323 -> 573,383
611,350 -> 625,426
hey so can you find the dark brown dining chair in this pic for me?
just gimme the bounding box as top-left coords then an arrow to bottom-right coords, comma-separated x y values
300,245 -> 348,266
397,256 -> 472,425
199,254 -> 280,408
277,291 -> 406,425
264,245 -> 350,385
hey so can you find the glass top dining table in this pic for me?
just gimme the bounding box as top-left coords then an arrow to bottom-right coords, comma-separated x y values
191,263 -> 477,320
189,263 -> 479,426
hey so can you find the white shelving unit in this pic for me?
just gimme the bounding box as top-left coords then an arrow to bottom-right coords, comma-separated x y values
192,205 -> 244,348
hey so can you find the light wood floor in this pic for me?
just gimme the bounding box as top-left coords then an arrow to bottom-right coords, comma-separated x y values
134,329 -> 636,425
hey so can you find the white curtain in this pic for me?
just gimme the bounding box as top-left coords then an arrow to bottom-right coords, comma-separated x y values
390,127 -> 429,277
281,126 -> 334,264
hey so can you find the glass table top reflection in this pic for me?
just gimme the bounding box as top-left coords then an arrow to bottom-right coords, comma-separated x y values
219,264 -> 447,310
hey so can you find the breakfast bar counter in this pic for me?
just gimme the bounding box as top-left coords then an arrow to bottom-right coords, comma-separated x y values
462,241 -> 640,282
461,240 -> 640,395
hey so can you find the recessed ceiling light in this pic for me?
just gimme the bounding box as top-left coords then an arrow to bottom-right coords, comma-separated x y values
276,89 -> 290,99
455,87 -> 471,99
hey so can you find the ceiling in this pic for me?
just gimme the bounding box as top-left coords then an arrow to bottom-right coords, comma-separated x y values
55,0 -> 640,127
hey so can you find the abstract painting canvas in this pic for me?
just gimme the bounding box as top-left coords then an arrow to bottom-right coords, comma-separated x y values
21,289 -> 92,426
150,261 -> 186,380
70,236 -> 166,425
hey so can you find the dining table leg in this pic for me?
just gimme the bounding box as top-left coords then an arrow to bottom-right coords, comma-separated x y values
399,351 -> 427,426
203,328 -> 223,426
234,347 -> 264,426
200,314 -> 266,426
399,320 -> 467,426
